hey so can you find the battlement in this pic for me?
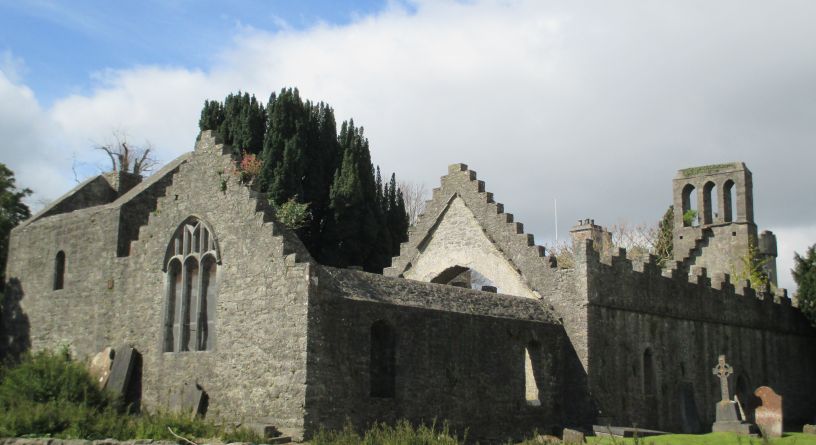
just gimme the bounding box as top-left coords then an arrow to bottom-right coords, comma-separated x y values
578,238 -> 809,336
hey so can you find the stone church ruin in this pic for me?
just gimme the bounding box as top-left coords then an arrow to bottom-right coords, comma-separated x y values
3,131 -> 815,441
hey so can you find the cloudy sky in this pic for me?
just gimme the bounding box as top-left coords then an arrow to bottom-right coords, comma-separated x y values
1,0 -> 814,290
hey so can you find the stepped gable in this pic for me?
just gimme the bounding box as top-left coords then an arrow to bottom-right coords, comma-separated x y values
384,163 -> 553,282
580,238 -> 809,335
126,130 -> 313,267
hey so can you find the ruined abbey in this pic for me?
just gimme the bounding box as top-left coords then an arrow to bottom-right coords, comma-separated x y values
2,131 -> 815,441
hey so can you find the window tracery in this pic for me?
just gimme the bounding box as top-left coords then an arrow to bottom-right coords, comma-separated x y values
163,218 -> 219,352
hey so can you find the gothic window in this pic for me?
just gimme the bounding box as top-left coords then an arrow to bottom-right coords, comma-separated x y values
703,181 -> 717,224
723,179 -> 736,222
370,320 -> 396,398
53,251 -> 65,290
163,218 -> 220,352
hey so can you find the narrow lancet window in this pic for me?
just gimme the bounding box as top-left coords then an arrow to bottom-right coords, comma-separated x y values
163,218 -> 219,352
53,251 -> 65,290
525,341 -> 541,406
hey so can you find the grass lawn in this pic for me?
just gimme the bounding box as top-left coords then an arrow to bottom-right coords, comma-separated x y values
587,432 -> 816,445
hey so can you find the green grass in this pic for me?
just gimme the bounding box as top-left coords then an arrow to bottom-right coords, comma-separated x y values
587,432 -> 816,445
311,420 -> 463,445
0,349 -> 263,442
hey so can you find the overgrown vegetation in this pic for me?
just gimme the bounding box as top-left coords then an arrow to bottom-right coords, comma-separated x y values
311,420 -> 463,445
654,206 -> 674,267
0,349 -> 262,442
682,209 -> 698,227
793,243 -> 816,326
732,240 -> 771,291
200,89 -> 409,273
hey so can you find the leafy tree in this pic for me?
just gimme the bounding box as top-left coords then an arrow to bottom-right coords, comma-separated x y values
654,206 -> 674,267
0,164 -> 31,288
793,244 -> 816,325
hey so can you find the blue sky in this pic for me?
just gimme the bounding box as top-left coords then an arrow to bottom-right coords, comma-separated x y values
1,0 -> 815,290
0,0 -> 390,105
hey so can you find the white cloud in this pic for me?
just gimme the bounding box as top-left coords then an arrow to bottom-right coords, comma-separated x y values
0,71 -> 68,207
774,224 -> 816,293
1,0 -> 816,286
0,50 -> 27,83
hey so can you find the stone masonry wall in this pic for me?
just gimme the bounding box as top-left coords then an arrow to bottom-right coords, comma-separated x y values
577,240 -> 816,432
385,164 -> 591,373
5,131 -> 315,439
304,266 -> 582,443
403,196 -> 539,299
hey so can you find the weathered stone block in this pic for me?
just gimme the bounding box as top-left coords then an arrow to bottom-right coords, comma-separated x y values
754,386 -> 783,438
88,346 -> 114,389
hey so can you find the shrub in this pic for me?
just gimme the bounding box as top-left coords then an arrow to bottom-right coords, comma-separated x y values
0,348 -> 109,410
0,349 -> 263,442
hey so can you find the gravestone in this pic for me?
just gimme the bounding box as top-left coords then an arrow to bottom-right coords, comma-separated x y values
562,428 -> 585,444
754,386 -> 783,438
88,346 -> 114,389
711,355 -> 753,435
172,382 -> 207,417
803,424 -> 816,435
107,345 -> 137,398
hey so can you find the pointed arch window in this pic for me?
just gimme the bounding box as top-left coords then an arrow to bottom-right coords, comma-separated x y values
163,218 -> 220,352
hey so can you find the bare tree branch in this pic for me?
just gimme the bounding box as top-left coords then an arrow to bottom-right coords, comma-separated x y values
94,132 -> 158,176
398,180 -> 429,226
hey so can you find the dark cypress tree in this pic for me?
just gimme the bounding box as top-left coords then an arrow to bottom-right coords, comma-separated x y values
323,121 -> 383,270
197,88 -> 408,273
259,88 -> 308,204
198,100 -> 225,132
219,92 -> 265,155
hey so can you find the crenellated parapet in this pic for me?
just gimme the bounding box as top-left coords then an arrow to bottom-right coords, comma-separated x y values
577,238 -> 811,336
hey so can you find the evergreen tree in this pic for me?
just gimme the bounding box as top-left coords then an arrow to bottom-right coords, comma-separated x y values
793,244 -> 816,326
259,88 -> 309,204
198,88 -> 408,273
654,205 -> 674,267
324,120 -> 380,270
221,92 -> 265,155
198,100 -> 224,133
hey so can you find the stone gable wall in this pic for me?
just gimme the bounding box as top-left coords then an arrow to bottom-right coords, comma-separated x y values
4,131 -> 314,438
384,164 -> 590,370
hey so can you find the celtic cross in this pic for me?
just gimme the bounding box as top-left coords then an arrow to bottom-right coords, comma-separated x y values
711,354 -> 733,402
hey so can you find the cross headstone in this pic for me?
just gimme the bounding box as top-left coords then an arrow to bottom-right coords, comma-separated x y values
712,355 -> 733,402
710,355 -> 754,435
